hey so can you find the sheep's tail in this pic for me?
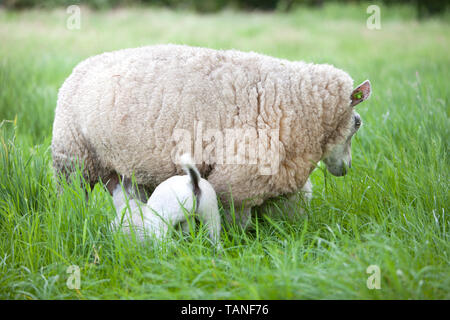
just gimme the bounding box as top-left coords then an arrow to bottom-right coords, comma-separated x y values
180,154 -> 201,202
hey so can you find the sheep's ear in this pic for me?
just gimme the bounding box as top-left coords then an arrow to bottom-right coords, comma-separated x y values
350,80 -> 371,107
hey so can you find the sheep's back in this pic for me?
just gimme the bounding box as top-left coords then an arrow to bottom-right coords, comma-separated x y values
58,45 -> 293,186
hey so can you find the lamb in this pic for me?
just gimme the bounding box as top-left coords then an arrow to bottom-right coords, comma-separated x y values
51,44 -> 371,225
111,154 -> 221,244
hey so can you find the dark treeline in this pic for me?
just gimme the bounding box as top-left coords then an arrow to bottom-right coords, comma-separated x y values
1,0 -> 447,17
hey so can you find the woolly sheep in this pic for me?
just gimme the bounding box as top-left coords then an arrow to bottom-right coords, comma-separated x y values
52,44 -> 371,224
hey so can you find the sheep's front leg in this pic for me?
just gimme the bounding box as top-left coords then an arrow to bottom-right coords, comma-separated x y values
287,177 -> 312,204
283,178 -> 312,217
300,178 -> 313,203
150,220 -> 170,241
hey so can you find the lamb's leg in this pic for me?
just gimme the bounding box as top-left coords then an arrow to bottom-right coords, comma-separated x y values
197,209 -> 221,245
110,181 -> 152,243
149,220 -> 169,241
110,182 -> 133,230
111,183 -> 130,218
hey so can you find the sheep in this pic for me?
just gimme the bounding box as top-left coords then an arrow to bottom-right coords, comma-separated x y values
111,154 -> 221,245
51,44 -> 371,226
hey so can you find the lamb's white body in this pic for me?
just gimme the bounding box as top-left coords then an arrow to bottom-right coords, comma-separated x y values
52,44 -> 357,218
112,155 -> 221,243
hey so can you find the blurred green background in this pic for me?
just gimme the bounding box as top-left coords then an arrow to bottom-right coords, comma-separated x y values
1,0 -> 448,17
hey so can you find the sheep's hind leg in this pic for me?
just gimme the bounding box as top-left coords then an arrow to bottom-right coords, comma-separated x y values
51,123 -> 109,199
224,206 -> 252,230
180,221 -> 191,234
105,174 -> 150,203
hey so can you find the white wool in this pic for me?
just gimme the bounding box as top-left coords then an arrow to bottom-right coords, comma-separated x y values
52,44 -> 355,213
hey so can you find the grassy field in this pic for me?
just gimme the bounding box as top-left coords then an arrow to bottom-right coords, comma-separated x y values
0,4 -> 449,299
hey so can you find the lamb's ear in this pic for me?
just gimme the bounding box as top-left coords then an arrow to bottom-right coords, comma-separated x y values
350,80 -> 371,107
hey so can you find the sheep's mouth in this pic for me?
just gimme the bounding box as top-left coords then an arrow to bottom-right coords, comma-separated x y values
328,166 -> 347,177
323,159 -> 350,177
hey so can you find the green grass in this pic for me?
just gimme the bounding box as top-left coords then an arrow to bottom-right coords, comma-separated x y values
0,3 -> 449,299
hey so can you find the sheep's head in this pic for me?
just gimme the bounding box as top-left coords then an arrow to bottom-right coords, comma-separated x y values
322,80 -> 371,176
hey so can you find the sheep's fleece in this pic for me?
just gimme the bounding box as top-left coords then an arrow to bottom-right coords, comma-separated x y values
52,44 -> 358,210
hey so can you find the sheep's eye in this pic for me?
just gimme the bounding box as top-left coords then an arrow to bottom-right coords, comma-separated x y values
354,115 -> 361,129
